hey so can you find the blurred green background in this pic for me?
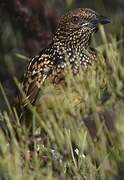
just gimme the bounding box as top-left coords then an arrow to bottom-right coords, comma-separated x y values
0,1 -> 124,180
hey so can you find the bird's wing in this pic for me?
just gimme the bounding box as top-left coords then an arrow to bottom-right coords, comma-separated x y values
18,54 -> 53,105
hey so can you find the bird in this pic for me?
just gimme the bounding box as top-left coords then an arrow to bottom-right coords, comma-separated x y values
17,8 -> 110,105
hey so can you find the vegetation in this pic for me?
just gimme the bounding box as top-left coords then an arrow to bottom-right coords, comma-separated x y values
0,0 -> 124,180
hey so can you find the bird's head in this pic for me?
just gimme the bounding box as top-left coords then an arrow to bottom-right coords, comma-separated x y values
55,8 -> 110,47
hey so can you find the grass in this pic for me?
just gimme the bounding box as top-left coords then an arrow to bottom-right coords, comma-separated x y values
0,24 -> 124,180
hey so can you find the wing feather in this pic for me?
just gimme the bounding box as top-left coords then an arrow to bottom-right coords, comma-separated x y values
17,54 -> 53,105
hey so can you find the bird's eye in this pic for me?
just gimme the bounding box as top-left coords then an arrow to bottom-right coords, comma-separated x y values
70,16 -> 80,24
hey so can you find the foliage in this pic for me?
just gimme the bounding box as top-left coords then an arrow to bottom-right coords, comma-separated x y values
0,27 -> 124,180
0,1 -> 124,180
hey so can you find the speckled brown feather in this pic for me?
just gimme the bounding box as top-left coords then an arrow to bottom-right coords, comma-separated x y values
17,8 -> 110,105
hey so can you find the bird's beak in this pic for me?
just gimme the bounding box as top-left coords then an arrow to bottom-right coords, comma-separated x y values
90,15 -> 110,29
98,15 -> 111,25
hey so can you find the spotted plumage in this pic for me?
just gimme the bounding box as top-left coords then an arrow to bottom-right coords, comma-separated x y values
18,8 -> 110,105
